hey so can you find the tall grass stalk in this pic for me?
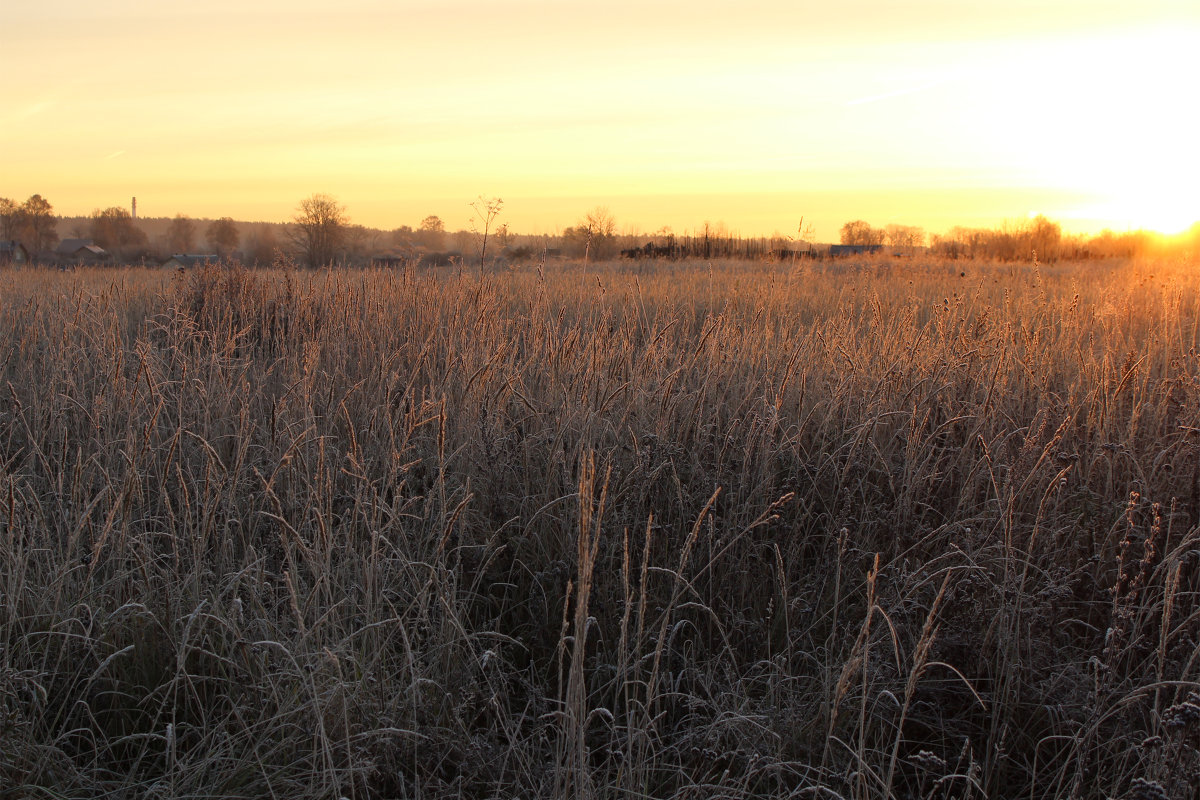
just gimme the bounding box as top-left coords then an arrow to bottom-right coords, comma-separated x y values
2,255 -> 1199,798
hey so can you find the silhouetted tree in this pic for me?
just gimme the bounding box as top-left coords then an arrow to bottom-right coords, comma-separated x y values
290,193 -> 347,267
1029,215 -> 1061,261
0,198 -> 19,241
167,215 -> 197,253
840,220 -> 884,246
564,206 -> 617,261
22,195 -> 58,254
417,215 -> 446,250
885,224 -> 925,249
934,217 -> 1065,261
391,225 -> 415,247
206,217 -> 240,257
344,224 -> 381,263
90,207 -> 146,255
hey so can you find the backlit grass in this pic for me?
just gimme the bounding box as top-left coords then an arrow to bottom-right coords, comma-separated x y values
2,255 -> 1199,799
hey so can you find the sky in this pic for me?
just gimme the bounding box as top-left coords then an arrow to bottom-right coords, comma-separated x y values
3,0 -> 1199,241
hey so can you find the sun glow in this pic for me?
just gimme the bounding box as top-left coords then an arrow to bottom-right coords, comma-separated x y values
1,2 -> 1198,239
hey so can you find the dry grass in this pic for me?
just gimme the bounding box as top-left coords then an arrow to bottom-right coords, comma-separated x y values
2,255 -> 1200,799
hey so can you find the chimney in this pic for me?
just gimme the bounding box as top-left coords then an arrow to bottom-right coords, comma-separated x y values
132,197 -> 137,220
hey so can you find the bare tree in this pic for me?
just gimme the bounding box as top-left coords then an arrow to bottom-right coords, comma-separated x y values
167,215 -> 197,253
1029,215 -> 1061,261
0,198 -> 19,241
935,218 -> 1065,261
22,195 -> 58,254
564,206 -> 617,261
840,220 -> 884,246
391,225 -> 415,247
206,217 -> 240,258
290,193 -> 347,267
884,224 -> 926,249
416,215 -> 446,250
344,224 -> 382,264
90,207 -> 146,256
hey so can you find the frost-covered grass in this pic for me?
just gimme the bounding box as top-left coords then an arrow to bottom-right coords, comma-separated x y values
2,255 -> 1200,799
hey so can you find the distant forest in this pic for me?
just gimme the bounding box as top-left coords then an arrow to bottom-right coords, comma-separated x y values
3,192 -> 1197,268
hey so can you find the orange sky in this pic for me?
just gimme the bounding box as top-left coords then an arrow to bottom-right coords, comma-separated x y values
3,0 -> 1198,241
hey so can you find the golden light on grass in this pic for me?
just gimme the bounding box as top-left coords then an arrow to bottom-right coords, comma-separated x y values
6,5 -> 1200,798
4,254 -> 1200,797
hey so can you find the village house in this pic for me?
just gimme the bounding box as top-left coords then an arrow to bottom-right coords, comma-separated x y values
55,238 -> 110,265
0,241 -> 28,265
161,254 -> 220,269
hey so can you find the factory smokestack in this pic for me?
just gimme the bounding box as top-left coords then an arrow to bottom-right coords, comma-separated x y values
131,197 -> 137,220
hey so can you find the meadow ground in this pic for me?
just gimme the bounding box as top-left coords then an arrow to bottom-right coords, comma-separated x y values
2,255 -> 1200,799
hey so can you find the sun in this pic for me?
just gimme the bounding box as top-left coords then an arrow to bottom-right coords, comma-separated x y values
1036,129 -> 1200,236
1068,193 -> 1200,237
973,26 -> 1200,237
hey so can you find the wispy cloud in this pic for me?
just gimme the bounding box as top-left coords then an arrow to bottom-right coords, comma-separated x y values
11,100 -> 56,121
105,150 -> 126,160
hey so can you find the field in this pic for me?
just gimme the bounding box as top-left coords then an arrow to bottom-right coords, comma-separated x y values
2,255 -> 1199,799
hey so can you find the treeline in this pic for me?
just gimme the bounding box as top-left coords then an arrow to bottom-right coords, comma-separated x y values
0,195 -> 59,254
563,210 -> 798,261
54,213 -> 288,265
928,217 -> 1170,261
545,209 -> 1199,263
842,215 -> 1200,262
4,191 -> 1198,267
